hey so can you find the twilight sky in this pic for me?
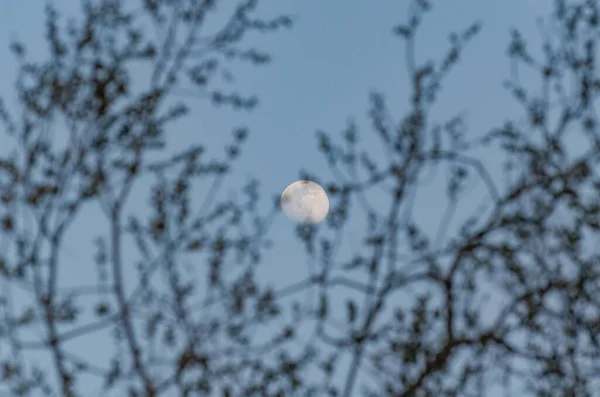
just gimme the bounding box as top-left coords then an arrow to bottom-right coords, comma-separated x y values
0,1 -> 559,396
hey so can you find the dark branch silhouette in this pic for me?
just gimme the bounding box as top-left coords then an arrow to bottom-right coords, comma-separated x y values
1,0 -> 600,396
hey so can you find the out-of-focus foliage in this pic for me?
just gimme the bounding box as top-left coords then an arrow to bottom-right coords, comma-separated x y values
0,1 -> 293,396
303,1 -> 600,396
2,0 -> 600,396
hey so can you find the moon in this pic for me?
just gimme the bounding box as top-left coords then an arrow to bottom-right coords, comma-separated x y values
280,180 -> 329,224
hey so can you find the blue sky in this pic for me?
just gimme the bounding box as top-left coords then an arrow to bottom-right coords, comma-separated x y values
0,0 -> 559,395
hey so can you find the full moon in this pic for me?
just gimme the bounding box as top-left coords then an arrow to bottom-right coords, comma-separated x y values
280,180 -> 329,224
